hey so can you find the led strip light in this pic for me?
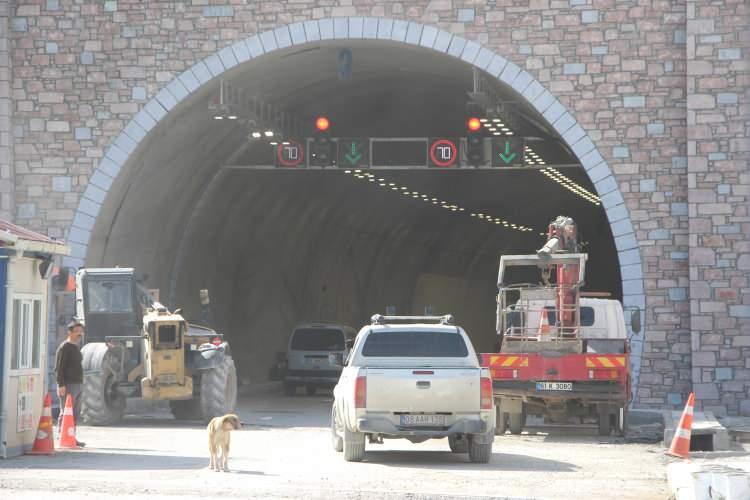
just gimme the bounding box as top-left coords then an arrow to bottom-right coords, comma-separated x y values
343,170 -> 535,234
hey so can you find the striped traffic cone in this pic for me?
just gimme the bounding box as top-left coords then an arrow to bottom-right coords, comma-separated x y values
666,392 -> 694,459
58,394 -> 80,449
27,393 -> 55,455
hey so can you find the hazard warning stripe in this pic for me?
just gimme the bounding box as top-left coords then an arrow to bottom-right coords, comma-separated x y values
487,355 -> 528,368
585,356 -> 627,368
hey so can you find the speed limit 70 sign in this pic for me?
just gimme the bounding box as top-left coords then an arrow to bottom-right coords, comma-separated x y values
428,138 -> 459,168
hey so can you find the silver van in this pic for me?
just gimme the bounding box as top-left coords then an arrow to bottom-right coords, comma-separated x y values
284,323 -> 356,396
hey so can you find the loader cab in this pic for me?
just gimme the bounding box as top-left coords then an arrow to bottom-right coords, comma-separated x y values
76,268 -> 143,343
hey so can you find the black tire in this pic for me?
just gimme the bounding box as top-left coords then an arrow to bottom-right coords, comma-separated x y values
199,356 -> 238,422
305,384 -> 316,396
495,406 -> 507,436
448,434 -> 468,453
331,405 -> 343,452
509,411 -> 525,435
343,426 -> 366,462
468,434 -> 493,463
169,398 -> 202,420
283,382 -> 296,396
81,343 -> 126,426
598,408 -> 612,436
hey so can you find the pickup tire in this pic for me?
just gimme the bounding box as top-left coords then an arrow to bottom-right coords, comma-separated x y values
448,434 -> 468,453
343,426 -> 366,462
468,434 -> 493,464
331,406 -> 343,452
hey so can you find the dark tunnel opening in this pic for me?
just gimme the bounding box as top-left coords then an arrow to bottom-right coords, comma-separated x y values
85,41 -> 622,385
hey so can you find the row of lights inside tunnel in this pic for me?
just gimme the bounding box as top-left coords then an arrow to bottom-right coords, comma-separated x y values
343,169 -> 541,235
482,118 -> 601,207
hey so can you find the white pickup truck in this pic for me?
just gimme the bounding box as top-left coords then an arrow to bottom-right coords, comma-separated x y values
330,315 -> 495,463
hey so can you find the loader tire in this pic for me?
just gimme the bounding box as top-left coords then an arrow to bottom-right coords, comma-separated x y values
200,356 -> 238,422
81,343 -> 126,426
169,398 -> 202,420
343,426 -> 366,462
468,433 -> 493,464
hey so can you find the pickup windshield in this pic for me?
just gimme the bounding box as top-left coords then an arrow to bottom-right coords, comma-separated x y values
362,330 -> 468,357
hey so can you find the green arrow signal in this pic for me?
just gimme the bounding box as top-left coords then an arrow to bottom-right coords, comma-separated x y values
498,141 -> 517,164
344,142 -> 362,164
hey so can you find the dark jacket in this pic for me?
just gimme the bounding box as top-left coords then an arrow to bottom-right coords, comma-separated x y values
55,341 -> 83,386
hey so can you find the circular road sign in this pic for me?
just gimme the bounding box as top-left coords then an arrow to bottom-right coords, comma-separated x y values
429,139 -> 458,167
276,141 -> 304,167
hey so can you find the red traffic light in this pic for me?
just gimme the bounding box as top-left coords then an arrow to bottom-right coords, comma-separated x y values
467,117 -> 482,132
315,116 -> 330,132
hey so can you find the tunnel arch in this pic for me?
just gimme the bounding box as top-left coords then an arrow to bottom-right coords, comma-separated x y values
63,17 -> 646,400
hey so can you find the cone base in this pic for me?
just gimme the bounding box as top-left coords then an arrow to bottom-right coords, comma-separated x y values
27,449 -> 55,456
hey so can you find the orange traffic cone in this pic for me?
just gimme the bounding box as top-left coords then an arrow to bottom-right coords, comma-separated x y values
27,393 -> 55,455
538,311 -> 552,337
58,393 -> 80,449
667,392 -> 695,459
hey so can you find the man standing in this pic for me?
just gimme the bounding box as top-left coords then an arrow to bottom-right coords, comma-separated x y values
55,319 -> 86,447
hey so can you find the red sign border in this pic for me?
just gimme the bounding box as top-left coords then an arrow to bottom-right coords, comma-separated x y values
429,138 -> 458,168
276,140 -> 305,167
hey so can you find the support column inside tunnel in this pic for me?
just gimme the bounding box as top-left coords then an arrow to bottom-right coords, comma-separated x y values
62,18 -> 645,399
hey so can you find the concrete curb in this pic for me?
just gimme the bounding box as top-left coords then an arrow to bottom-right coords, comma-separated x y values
667,460 -> 750,500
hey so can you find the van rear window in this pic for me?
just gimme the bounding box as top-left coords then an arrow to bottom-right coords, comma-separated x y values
291,328 -> 345,351
362,330 -> 468,357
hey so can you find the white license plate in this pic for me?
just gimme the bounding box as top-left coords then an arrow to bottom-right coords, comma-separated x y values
399,414 -> 447,427
536,382 -> 573,391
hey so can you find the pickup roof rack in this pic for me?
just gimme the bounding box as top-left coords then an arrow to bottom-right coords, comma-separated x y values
370,314 -> 455,325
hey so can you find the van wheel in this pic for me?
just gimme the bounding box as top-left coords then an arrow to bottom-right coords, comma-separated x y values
305,384 -> 316,396
331,406 -> 343,452
343,426 -> 366,462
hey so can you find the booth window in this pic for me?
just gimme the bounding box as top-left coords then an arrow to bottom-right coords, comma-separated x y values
10,297 -> 42,370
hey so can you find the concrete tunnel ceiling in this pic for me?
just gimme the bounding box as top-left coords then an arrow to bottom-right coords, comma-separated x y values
85,41 -> 621,384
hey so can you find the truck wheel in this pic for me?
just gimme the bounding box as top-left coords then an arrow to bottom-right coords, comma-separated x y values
508,411 -> 525,435
283,382 -> 296,396
169,398 -> 201,420
495,407 -> 507,435
343,426 -> 366,462
81,343 -> 126,426
305,384 -> 316,396
468,434 -> 493,464
598,408 -> 612,436
330,406 -> 343,452
200,356 -> 238,422
448,434 -> 469,453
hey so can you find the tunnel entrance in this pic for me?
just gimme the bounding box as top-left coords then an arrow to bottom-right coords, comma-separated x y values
79,40 -> 623,386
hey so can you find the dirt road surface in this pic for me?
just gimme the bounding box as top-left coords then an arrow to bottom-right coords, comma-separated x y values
0,391 -> 669,499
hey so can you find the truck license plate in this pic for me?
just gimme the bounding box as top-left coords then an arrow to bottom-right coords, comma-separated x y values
400,414 -> 447,427
536,382 -> 573,391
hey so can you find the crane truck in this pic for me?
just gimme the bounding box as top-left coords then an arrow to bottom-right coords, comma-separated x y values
481,216 -> 638,436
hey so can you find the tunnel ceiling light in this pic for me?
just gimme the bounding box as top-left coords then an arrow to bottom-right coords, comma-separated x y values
269,141 -> 278,145
264,130 -> 274,137
227,115 -> 238,120
214,115 -> 224,120
479,118 -> 489,123
251,131 -> 262,138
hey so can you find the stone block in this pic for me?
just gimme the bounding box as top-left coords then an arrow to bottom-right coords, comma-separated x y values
17,203 -> 35,218
729,306 -> 750,318
717,93 -> 737,105
671,202 -> 688,216
203,5 -> 234,17
623,96 -> 645,108
647,123 -> 664,135
52,176 -> 71,192
564,63 -> 586,75
741,400 -> 750,417
104,1 -> 117,11
693,351 -> 716,367
613,146 -> 629,158
11,18 -> 27,32
648,229 -> 670,240
46,42 -> 58,54
718,48 -> 741,61
46,0 -> 60,10
131,87 -> 146,100
639,179 -> 656,192
457,8 -> 475,22
581,10 -> 599,23
668,288 -> 687,301
667,392 -> 683,405
75,127 -> 91,140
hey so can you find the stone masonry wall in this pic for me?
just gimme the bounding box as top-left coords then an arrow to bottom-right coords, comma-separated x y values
686,0 -> 750,417
5,0 -> 748,412
0,0 -> 13,221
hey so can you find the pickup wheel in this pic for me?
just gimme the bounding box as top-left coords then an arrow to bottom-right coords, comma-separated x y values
448,434 -> 468,453
468,434 -> 493,464
343,426 -> 366,462
330,405 -> 343,452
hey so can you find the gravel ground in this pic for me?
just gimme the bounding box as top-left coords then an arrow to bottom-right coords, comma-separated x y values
0,392 -> 670,500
